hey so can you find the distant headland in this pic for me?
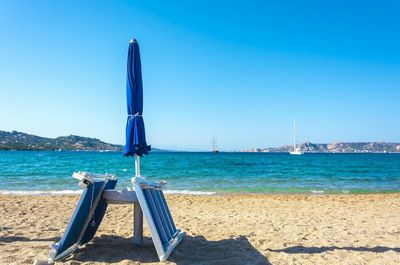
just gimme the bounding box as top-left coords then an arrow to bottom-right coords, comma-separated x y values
0,130 -> 123,151
243,142 -> 400,154
1,130 -> 399,153
0,130 -> 168,152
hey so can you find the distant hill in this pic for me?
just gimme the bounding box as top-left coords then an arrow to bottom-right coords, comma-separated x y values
0,130 -> 165,152
243,142 -> 400,153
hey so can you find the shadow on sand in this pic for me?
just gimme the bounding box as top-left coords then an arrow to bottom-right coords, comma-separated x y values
266,245 -> 400,254
3,235 -> 399,263
69,235 -> 271,265
0,236 -> 61,243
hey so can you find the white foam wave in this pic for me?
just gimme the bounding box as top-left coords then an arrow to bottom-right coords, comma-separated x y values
310,190 -> 325,194
163,189 -> 216,195
0,190 -> 82,195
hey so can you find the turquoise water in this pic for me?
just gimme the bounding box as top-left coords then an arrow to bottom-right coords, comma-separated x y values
0,151 -> 400,194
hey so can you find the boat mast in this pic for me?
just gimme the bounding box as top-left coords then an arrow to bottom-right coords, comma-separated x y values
211,135 -> 218,152
293,119 -> 296,151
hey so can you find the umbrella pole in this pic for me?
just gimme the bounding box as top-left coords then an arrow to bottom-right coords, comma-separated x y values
135,155 -> 140,177
133,154 -> 143,244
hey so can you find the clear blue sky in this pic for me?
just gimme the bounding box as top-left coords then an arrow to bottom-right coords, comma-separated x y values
0,1 -> 399,151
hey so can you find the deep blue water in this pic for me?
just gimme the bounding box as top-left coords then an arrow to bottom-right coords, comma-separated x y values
0,151 -> 399,194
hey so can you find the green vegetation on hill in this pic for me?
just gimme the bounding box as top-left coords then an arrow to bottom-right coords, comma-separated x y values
0,130 -> 123,151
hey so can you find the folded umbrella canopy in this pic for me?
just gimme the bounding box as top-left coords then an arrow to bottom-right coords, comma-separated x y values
124,39 -> 151,158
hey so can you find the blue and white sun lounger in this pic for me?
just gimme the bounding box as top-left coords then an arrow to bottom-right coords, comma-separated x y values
45,173 -> 183,263
132,177 -> 185,261
48,172 -> 117,263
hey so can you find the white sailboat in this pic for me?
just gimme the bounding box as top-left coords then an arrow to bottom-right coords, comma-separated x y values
289,119 -> 304,155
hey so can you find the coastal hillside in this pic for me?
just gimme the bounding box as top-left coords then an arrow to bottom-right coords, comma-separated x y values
245,141 -> 400,153
0,130 -> 123,151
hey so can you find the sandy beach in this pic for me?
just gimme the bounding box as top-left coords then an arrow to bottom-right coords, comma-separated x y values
1,193 -> 400,264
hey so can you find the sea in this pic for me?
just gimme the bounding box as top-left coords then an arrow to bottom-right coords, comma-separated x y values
0,151 -> 399,195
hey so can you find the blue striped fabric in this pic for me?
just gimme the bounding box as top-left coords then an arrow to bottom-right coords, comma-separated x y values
143,188 -> 178,250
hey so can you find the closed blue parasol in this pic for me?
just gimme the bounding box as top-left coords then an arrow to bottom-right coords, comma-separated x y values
124,39 -> 151,160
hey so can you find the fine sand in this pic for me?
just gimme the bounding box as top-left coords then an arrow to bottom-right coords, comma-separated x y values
1,193 -> 400,264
